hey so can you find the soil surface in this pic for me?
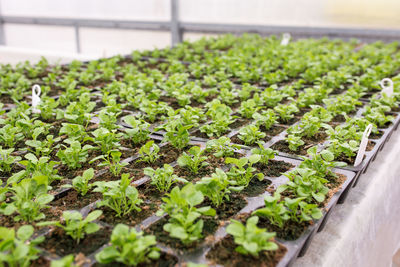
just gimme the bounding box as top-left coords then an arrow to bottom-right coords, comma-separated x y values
206,235 -> 287,267
40,226 -> 112,257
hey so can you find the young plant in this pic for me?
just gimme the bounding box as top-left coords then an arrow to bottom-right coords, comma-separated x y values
252,189 -> 289,228
250,143 -> 277,165
274,103 -> 299,123
327,139 -> 359,159
238,99 -> 259,119
286,134 -> 305,151
63,168 -> 95,196
156,184 -> 216,245
91,150 -> 128,176
0,147 -> 21,173
282,168 -> 329,203
0,176 -> 54,222
0,124 -> 24,148
93,173 -> 142,217
226,216 -> 278,257
25,134 -> 61,157
196,168 -> 243,207
226,155 -> 264,187
137,140 -> 160,164
238,124 -> 266,145
252,109 -> 277,130
162,121 -> 192,150
95,223 -> 160,266
123,115 -> 150,145
205,137 -> 240,158
19,153 -> 61,183
144,164 -> 187,192
0,225 -> 44,267
56,139 -> 94,169
177,146 -> 208,174
284,197 -> 323,223
59,123 -> 87,142
300,146 -> 346,177
91,128 -> 122,154
98,109 -> 121,130
38,210 -> 102,244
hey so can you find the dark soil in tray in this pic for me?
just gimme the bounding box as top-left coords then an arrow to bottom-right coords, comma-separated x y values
369,130 -> 384,139
146,216 -> 219,251
260,125 -> 287,136
45,190 -> 102,220
257,216 -> 310,241
99,201 -> 158,227
277,116 -> 300,125
271,140 -> 308,156
137,181 -> 166,204
173,162 -> 218,182
320,173 -> 347,207
255,159 -> 295,178
93,252 -> 179,267
40,225 -> 112,257
203,195 -> 248,220
0,214 -> 30,229
229,117 -> 252,129
129,144 -> 181,169
240,178 -> 272,197
206,235 -> 287,267
271,132 -> 327,156
0,164 -> 24,181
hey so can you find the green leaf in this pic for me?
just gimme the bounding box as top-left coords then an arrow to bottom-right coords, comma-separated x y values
16,225 -> 34,241
85,210 -> 102,222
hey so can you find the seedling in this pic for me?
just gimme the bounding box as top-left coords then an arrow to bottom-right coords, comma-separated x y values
63,168 -> 95,196
91,150 -> 128,176
95,224 -> 160,266
196,168 -> 243,207
226,155 -> 264,187
253,189 -> 289,228
0,147 -> 21,173
57,139 -> 94,169
251,143 -> 277,165
206,137 -> 240,158
123,115 -> 151,145
0,225 -> 44,267
226,216 -> 278,257
93,173 -> 142,217
286,134 -> 305,151
238,124 -> 266,145
137,140 -> 160,164
156,184 -> 216,245
38,210 -> 102,244
1,176 -> 54,222
144,164 -> 187,192
177,146 -> 209,174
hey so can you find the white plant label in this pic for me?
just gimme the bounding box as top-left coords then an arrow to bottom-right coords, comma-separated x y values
354,124 -> 373,167
32,84 -> 41,113
281,33 -> 291,46
379,78 -> 393,97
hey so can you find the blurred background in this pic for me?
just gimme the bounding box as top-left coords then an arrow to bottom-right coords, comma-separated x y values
0,0 -> 399,64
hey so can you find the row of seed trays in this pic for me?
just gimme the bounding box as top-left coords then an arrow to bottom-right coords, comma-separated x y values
0,33 -> 400,267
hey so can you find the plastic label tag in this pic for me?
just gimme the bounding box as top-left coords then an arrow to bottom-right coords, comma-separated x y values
379,78 -> 393,97
32,84 -> 41,113
281,33 -> 291,46
354,124 -> 373,167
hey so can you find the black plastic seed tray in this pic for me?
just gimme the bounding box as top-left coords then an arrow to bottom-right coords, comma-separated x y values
31,141 -> 355,267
